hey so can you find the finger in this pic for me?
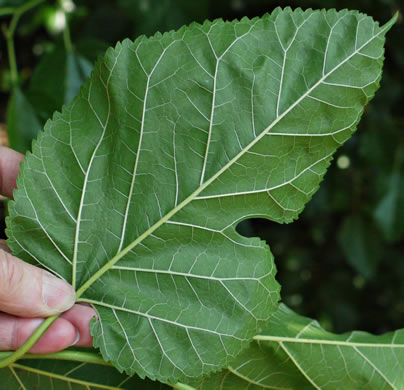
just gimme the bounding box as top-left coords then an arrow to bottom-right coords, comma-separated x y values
61,304 -> 97,347
0,312 -> 77,353
29,317 -> 78,353
0,146 -> 24,198
0,250 -> 75,317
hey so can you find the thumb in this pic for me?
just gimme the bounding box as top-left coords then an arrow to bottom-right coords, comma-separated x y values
0,250 -> 75,317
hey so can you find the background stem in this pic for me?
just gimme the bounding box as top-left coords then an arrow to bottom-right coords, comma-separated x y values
1,0 -> 45,87
63,20 -> 73,52
5,30 -> 18,88
59,0 -> 73,52
0,8 -> 14,16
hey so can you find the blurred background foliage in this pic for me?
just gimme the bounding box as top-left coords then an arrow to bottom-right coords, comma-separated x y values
0,0 -> 403,335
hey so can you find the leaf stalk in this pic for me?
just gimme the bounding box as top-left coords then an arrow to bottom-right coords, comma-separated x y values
0,350 -> 109,365
0,314 -> 58,368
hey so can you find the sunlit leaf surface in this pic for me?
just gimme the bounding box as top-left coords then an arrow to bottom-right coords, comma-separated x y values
6,7 -> 394,383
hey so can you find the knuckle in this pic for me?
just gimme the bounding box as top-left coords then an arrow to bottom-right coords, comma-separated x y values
11,320 -> 28,350
10,317 -> 19,350
0,313 -> 16,350
0,250 -> 24,299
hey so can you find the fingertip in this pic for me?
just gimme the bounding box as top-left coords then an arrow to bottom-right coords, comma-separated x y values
42,271 -> 76,313
0,146 -> 24,198
0,251 -> 76,318
61,304 -> 96,347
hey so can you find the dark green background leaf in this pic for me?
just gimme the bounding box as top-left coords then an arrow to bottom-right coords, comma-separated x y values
6,88 -> 42,153
26,45 -> 99,123
374,147 -> 404,242
338,215 -> 382,279
0,357 -> 169,389
117,0 -> 209,37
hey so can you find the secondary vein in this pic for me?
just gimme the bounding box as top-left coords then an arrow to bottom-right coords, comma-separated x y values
76,19 -> 390,300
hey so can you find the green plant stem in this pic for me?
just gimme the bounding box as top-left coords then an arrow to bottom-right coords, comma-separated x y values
8,0 -> 44,31
59,0 -> 73,52
0,350 -> 110,366
63,19 -> 73,52
0,314 -> 58,368
1,0 -> 45,87
0,7 -> 15,16
5,26 -> 18,88
170,383 -> 197,390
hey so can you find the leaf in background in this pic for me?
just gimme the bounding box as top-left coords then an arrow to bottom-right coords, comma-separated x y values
338,215 -> 382,279
6,88 -> 42,153
374,147 -> 404,242
117,0 -> 208,36
191,304 -> 404,389
0,357 -> 169,389
75,39 -> 110,64
6,7 -> 395,383
0,0 -> 26,7
65,52 -> 93,103
26,45 -> 95,123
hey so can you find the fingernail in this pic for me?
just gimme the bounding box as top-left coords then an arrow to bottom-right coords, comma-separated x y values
71,329 -> 80,346
42,271 -> 76,313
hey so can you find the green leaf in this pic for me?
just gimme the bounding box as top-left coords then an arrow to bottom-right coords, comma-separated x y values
338,215 -> 382,279
6,88 -> 42,153
191,304 -> 404,389
26,46 -> 94,122
374,147 -> 404,242
0,0 -> 26,8
0,355 -> 169,389
65,52 -> 93,104
6,7 -> 395,383
117,0 -> 208,36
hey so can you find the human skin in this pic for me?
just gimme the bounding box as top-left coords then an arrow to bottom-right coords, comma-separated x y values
0,146 -> 96,353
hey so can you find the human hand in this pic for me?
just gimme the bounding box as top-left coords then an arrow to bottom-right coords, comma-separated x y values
0,146 -> 96,353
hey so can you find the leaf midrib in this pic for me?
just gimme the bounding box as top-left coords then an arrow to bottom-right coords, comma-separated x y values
10,364 -> 120,389
9,366 -> 27,390
117,40 -> 178,254
227,365 -> 290,389
76,19 -> 388,299
274,338 -> 399,390
72,48 -> 122,290
253,335 -> 404,348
